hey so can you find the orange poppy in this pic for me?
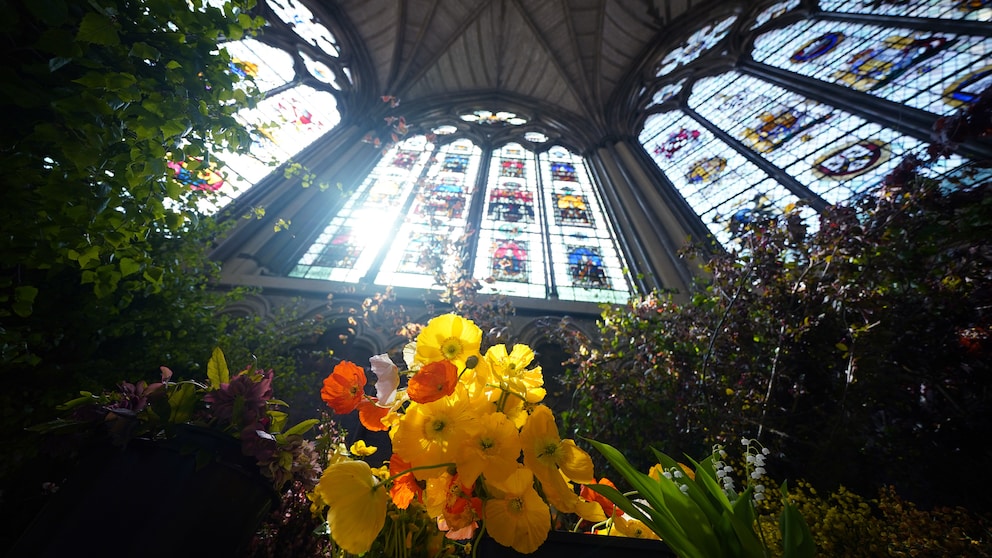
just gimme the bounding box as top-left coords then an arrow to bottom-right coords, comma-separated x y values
321,361 -> 367,414
358,398 -> 390,431
580,478 -> 623,518
388,454 -> 422,509
407,359 -> 458,404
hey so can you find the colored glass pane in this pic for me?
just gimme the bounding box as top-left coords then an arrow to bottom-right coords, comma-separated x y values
222,39 -> 297,92
817,0 -> 992,22
750,0 -> 801,29
649,79 -> 686,107
752,19 -> 992,115
474,143 -> 546,298
374,139 -> 483,289
459,110 -> 527,126
656,15 -> 738,77
688,71 -> 938,204
299,50 -> 341,89
267,0 -> 340,57
289,135 -> 433,282
541,147 -> 632,303
640,110 -> 806,246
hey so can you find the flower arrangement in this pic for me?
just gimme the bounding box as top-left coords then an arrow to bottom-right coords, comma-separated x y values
310,313 -> 609,555
32,347 -> 321,492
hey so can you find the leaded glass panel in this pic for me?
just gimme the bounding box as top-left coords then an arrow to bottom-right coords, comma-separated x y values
222,39 -> 297,92
289,135 -> 433,281
656,15 -> 738,77
540,147 -> 632,303
267,0 -> 340,57
212,85 -> 340,201
688,71 -> 976,204
648,78 -> 686,108
817,0 -> 992,22
640,110 -> 805,246
473,143 -> 547,298
750,0 -> 801,29
374,139 -> 483,289
752,19 -> 992,115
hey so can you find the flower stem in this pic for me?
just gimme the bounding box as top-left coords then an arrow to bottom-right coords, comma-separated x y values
376,462 -> 456,488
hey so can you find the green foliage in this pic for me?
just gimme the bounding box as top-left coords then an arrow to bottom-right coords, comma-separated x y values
585,439 -> 814,558
0,0 -> 264,320
755,481 -> 992,557
558,164 -> 992,512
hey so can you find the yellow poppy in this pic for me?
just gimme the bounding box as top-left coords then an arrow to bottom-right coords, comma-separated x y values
314,460 -> 388,555
391,384 -> 480,479
415,313 -> 483,370
613,513 -> 661,540
349,440 -> 377,457
485,343 -> 546,403
520,405 -> 595,484
456,411 -> 522,486
483,467 -> 551,554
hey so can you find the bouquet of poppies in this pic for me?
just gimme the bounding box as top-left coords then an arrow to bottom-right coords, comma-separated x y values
310,313 -> 608,555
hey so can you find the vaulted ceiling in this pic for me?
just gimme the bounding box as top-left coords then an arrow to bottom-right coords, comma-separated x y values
318,0 -> 715,135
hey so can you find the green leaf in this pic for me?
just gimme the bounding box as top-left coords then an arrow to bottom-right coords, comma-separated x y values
168,382 -> 198,423
781,483 -> 817,558
206,346 -> 230,389
76,11 -> 120,46
585,439 -> 703,557
119,257 -> 140,277
72,245 -> 101,269
128,41 -> 161,61
281,418 -> 319,437
268,409 -> 288,433
13,285 -> 39,317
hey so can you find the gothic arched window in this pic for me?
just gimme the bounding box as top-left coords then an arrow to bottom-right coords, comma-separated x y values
290,135 -> 633,304
639,0 -> 992,246
184,1 -> 346,212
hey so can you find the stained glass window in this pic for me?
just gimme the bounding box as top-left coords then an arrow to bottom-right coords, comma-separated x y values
266,0 -> 340,57
540,147 -> 632,303
648,78 -> 686,108
656,15 -> 738,77
373,138 -> 484,289
752,20 -> 992,115
750,0 -> 801,29
473,144 -> 547,298
689,71 -> 939,203
209,85 -> 340,207
459,110 -> 528,126
291,136 -> 633,302
185,6 -> 347,213
640,111 -> 806,246
817,0 -> 992,22
638,1 -> 988,248
289,135 -> 434,281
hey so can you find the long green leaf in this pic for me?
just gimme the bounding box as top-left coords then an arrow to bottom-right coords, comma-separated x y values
780,482 -> 816,558
645,452 -> 721,557
585,438 -> 704,558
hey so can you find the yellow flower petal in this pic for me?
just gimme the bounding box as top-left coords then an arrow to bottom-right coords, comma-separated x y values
415,313 -> 483,370
483,468 -> 550,554
349,439 -> 378,457
315,460 -> 388,555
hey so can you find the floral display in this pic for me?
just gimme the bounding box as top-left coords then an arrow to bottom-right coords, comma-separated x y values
34,347 -> 321,492
311,313 -> 609,555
